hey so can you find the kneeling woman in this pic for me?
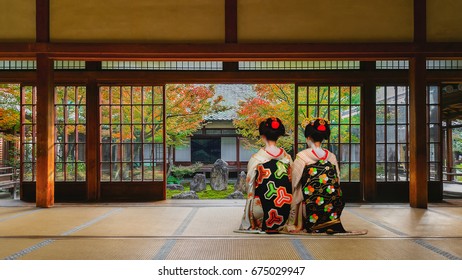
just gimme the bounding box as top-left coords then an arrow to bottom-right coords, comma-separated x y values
284,118 -> 347,234
238,117 -> 293,233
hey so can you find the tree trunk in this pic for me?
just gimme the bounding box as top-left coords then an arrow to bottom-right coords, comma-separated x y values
167,145 -> 174,178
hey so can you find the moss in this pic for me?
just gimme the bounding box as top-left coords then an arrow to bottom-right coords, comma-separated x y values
167,184 -> 237,199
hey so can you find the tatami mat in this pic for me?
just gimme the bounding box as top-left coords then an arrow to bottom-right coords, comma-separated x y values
301,239 -> 447,260
1,201 -> 462,260
182,207 -> 243,236
19,239 -> 166,260
0,207 -> 36,220
71,207 -> 193,237
429,207 -> 462,220
350,208 -> 462,237
0,207 -> 118,236
424,239 -> 462,259
0,239 -> 46,259
166,239 -> 301,260
341,210 -> 400,237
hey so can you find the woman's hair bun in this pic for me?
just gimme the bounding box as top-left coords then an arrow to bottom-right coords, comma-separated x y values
304,118 -> 331,142
259,117 -> 285,141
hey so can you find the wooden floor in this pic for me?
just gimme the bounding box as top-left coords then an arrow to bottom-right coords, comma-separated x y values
1,199 -> 462,260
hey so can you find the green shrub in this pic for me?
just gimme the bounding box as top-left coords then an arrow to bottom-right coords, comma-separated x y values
167,175 -> 181,184
170,162 -> 203,182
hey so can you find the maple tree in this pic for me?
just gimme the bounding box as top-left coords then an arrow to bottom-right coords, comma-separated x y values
234,85 -> 361,150
233,84 -> 295,151
165,84 -> 227,176
99,84 -> 227,178
0,84 -> 20,176
0,84 -> 20,139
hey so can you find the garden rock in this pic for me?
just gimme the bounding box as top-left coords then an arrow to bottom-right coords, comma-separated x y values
234,171 -> 247,193
166,184 -> 184,191
172,191 -> 199,199
210,159 -> 229,191
190,173 -> 206,192
226,191 -> 244,199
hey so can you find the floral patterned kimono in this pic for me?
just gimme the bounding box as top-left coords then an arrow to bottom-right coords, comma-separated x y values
282,148 -> 346,234
238,148 -> 293,232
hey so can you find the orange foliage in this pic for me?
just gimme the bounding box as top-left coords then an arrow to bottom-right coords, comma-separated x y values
233,84 -> 295,151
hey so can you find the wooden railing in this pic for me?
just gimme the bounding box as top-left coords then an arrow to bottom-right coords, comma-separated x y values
443,167 -> 462,183
0,166 -> 19,199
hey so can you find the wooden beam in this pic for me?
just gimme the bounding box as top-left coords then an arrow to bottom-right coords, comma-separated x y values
85,61 -> 101,71
361,61 -> 377,202
414,0 -> 426,43
2,68 -> 459,85
0,71 -> 36,83
225,0 -> 238,43
1,42 -> 462,60
36,0 -> 50,43
223,0 -> 238,75
85,65 -> 100,201
51,69 -> 409,84
409,55 -> 428,208
427,70 -> 462,83
35,54 -> 54,207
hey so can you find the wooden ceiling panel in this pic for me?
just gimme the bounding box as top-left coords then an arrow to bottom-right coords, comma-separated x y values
0,0 -> 36,42
427,0 -> 462,42
50,0 -> 225,43
238,0 -> 414,43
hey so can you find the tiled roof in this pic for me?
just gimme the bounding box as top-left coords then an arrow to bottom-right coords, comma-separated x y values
205,84 -> 256,121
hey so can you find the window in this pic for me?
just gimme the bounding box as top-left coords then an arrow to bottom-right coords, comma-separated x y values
427,86 -> 441,181
0,60 -> 36,70
375,60 -> 462,70
101,61 -> 223,71
20,86 -> 36,181
240,61 -> 360,71
54,86 -> 86,181
426,60 -> 462,70
376,86 -> 442,182
191,138 -> 221,164
54,61 -> 86,70
376,86 -> 409,182
297,85 -> 361,182
376,60 -> 409,70
205,129 -> 237,135
99,86 -> 164,182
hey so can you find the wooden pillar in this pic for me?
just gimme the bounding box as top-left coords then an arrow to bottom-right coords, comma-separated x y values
409,55 -> 428,208
35,54 -> 54,208
86,62 -> 100,201
361,62 -> 377,202
236,136 -> 241,172
409,0 -> 428,208
85,62 -> 100,201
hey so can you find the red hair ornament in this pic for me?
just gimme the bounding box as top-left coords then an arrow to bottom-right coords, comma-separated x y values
317,124 -> 326,131
317,119 -> 327,131
271,120 -> 280,129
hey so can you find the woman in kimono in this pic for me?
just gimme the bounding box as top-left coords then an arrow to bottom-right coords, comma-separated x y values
284,118 -> 347,234
238,117 -> 293,233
